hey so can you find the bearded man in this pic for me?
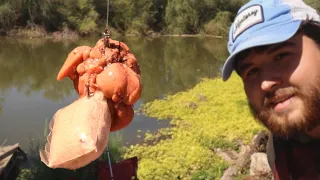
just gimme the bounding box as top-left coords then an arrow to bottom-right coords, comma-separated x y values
221,0 -> 320,179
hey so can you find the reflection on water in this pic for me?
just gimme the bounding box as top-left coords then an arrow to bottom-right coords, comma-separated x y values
0,36 -> 228,150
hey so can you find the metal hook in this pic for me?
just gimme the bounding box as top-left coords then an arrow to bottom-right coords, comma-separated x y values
85,82 -> 90,98
103,0 -> 110,49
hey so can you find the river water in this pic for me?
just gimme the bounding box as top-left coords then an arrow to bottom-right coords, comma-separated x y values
0,35 -> 228,151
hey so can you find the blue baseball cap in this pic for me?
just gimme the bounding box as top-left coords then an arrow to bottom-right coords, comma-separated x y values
222,0 -> 320,81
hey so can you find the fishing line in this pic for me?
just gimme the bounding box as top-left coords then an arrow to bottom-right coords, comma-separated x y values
106,0 -> 109,29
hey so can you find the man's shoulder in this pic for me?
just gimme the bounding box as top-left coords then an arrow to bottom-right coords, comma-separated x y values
266,133 -> 320,174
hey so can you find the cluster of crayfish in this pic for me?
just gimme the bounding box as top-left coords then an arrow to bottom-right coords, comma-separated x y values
57,37 -> 142,132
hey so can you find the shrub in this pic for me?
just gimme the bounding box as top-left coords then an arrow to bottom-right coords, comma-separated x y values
204,11 -> 232,37
0,3 -> 15,29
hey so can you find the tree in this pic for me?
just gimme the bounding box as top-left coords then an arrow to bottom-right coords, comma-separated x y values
165,0 -> 198,34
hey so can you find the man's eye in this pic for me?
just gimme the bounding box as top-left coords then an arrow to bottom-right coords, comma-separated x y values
275,52 -> 291,61
245,68 -> 259,78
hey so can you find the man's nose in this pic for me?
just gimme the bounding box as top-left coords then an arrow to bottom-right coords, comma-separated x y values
260,64 -> 284,92
261,79 -> 281,92
260,68 -> 282,92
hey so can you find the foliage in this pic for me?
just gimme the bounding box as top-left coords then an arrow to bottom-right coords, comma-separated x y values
0,3 -> 14,29
305,0 -> 320,13
60,0 -> 99,35
204,11 -> 232,37
0,0 -> 247,36
1,0 -> 318,36
164,0 -> 199,34
124,73 -> 265,179
163,0 -> 246,35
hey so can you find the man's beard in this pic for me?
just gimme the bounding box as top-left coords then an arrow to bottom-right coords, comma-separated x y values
249,79 -> 320,137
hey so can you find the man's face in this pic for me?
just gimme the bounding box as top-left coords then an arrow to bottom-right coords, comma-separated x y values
236,33 -> 320,136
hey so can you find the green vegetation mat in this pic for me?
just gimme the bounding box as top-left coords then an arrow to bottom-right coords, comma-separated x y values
124,73 -> 264,179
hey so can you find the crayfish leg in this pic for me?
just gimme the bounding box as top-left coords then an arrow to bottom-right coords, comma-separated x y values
57,46 -> 92,81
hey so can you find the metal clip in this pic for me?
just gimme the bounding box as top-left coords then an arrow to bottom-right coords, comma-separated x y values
103,28 -> 111,48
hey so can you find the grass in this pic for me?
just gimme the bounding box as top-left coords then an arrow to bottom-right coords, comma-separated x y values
124,73 -> 265,179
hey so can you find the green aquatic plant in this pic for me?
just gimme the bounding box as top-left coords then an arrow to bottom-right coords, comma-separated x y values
124,73 -> 265,179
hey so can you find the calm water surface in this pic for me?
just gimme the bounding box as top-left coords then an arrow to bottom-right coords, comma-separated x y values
0,36 -> 228,151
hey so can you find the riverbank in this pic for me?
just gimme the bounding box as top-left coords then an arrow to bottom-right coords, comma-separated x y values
1,26 -> 81,40
0,26 -> 226,40
124,73 -> 266,179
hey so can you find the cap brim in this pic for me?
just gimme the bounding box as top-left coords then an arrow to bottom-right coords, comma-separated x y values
222,20 -> 302,81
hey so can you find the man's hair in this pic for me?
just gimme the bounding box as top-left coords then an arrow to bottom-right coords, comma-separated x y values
234,20 -> 320,74
300,20 -> 320,45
